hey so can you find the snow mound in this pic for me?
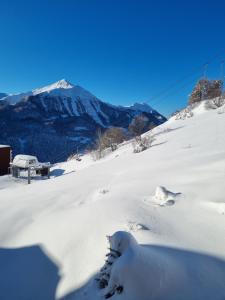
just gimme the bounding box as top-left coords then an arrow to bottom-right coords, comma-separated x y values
153,186 -> 181,206
175,106 -> 194,120
96,231 -> 225,300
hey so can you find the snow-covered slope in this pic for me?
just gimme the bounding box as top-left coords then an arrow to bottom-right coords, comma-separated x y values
0,102 -> 225,299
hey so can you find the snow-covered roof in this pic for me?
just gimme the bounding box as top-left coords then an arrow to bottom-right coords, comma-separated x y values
13,154 -> 38,161
12,155 -> 39,168
0,144 -> 10,148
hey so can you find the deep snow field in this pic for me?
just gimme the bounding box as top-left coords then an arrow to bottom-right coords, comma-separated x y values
0,102 -> 225,300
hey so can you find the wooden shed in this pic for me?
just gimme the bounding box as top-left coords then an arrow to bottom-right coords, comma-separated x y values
0,145 -> 11,176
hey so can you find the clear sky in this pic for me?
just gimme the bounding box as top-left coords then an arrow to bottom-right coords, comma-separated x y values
0,0 -> 225,116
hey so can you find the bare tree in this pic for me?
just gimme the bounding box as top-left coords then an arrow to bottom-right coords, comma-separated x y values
189,79 -> 223,105
129,115 -> 148,138
101,127 -> 126,151
94,128 -> 104,159
92,127 -> 127,160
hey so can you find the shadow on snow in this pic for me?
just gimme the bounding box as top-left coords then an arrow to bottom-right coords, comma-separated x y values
0,245 -> 60,300
1,244 -> 225,300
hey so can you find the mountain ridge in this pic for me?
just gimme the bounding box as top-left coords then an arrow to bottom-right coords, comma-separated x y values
0,80 -> 166,162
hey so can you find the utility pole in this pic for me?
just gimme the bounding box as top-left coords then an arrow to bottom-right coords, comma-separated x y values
203,63 -> 208,79
28,167 -> 31,184
220,60 -> 224,92
220,60 -> 224,80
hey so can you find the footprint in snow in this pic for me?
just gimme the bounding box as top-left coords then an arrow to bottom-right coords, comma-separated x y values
125,221 -> 150,232
91,189 -> 109,202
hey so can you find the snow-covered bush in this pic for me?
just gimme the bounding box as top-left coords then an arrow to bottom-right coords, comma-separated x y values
217,103 -> 225,114
204,97 -> 225,110
96,231 -> 137,298
132,134 -> 155,153
95,229 -> 225,300
175,106 -> 194,120
67,153 -> 82,161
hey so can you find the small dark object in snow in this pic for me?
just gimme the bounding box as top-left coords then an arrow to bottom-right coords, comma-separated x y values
116,286 -> 123,294
106,252 -> 117,259
165,199 -> 175,206
105,292 -> 114,299
108,248 -> 121,257
99,278 -> 108,289
100,189 -> 109,194
100,272 -> 110,278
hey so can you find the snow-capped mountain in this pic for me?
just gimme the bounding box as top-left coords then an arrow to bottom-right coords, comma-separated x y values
128,102 -> 154,113
0,80 -> 166,162
1,79 -> 96,106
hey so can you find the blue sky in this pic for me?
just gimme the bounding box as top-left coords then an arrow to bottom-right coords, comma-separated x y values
0,0 -> 225,116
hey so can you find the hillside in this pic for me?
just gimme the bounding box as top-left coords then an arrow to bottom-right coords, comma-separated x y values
0,80 -> 166,162
0,99 -> 225,299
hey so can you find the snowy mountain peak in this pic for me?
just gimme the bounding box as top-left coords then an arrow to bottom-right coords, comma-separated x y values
53,79 -> 74,89
129,102 -> 154,113
33,79 -> 74,94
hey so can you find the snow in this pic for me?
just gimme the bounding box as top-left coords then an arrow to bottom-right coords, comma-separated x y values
12,155 -> 39,168
0,80 -> 164,128
0,92 -> 32,105
100,231 -> 225,300
150,186 -> 182,206
0,79 -> 108,125
128,102 -> 154,113
0,103 -> 225,299
74,126 -> 88,131
68,136 -> 91,143
0,79 -> 96,106
33,79 -> 74,94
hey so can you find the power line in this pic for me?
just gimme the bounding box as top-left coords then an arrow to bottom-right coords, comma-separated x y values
150,72 -> 201,107
203,63 -> 208,79
148,48 -> 225,106
221,60 -> 224,80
